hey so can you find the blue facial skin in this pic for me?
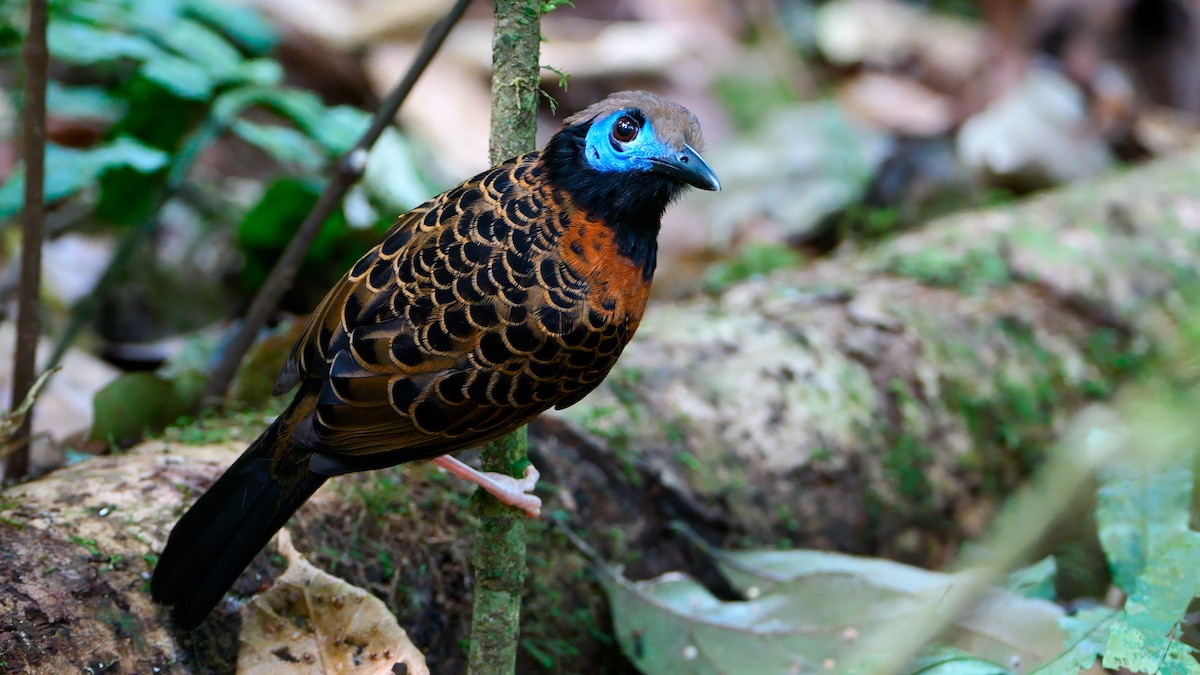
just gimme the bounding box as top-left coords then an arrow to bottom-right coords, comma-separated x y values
584,111 -> 670,174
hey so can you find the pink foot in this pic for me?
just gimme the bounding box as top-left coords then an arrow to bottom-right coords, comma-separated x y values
432,455 -> 542,517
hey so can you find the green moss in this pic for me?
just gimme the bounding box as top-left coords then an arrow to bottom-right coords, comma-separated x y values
888,247 -> 1010,291
517,520 -> 614,672
662,416 -> 688,445
883,431 -> 934,505
675,450 -> 702,473
776,506 -> 801,533
880,379 -> 934,509
70,535 -> 102,557
926,315 -> 1089,495
349,467 -> 411,521
161,408 -> 274,445
607,367 -> 643,408
1083,328 -> 1150,396
948,382 -> 1055,492
99,607 -> 137,640
703,243 -> 803,293
809,447 -> 835,463
572,396 -> 641,484
0,515 -> 27,530
100,553 -> 126,573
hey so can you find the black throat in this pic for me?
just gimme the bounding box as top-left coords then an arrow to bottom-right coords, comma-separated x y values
540,122 -> 688,280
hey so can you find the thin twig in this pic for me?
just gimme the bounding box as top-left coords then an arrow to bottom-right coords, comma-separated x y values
6,0 -> 49,481
201,0 -> 474,404
0,368 -> 58,460
468,0 -> 542,672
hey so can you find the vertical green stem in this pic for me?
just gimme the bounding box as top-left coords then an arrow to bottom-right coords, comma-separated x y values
486,0 -> 541,166
468,0 -> 541,672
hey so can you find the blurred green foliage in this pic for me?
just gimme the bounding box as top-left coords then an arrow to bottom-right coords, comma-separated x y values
90,372 -> 200,446
712,75 -> 796,132
1,0 -> 438,442
1,0 -> 435,283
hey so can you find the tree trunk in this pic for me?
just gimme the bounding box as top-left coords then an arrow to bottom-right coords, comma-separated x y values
5,150 -> 1200,672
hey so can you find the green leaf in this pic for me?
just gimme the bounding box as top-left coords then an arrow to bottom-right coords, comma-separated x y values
236,59 -> 284,87
47,14 -> 248,100
137,52 -> 214,100
1003,557 -> 1056,601
600,547 -> 1077,675
236,178 -> 350,287
909,647 -> 1012,675
89,137 -> 172,173
59,0 -> 192,33
154,18 -> 244,82
182,0 -> 278,55
1031,607 -> 1114,674
1102,531 -> 1200,673
1095,462 -> 1193,592
47,21 -> 159,65
212,86 -> 369,157
237,177 -> 322,250
232,119 -> 326,172
0,15 -> 20,51
539,0 -> 575,13
0,137 -> 169,219
363,128 -> 438,213
46,82 -> 128,122
308,104 -> 369,156
89,373 -> 196,445
54,0 -> 137,26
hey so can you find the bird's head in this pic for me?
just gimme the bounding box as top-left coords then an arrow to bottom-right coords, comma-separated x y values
541,91 -> 719,277
566,91 -> 721,193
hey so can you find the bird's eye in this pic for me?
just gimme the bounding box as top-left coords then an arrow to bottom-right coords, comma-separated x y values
611,115 -> 640,144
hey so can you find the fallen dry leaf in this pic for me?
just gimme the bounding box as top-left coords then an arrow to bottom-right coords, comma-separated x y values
238,529 -> 429,675
1134,106 -> 1200,156
815,0 -> 984,87
837,72 -> 956,136
957,65 -> 1113,189
248,0 -> 449,48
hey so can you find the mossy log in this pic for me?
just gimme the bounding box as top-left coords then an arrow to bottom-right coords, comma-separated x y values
4,151 -> 1200,672
549,149 -> 1200,569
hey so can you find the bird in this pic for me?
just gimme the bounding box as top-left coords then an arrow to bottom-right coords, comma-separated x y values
150,90 -> 720,628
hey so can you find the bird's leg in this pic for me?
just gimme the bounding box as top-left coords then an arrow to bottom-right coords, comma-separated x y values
432,455 -> 542,517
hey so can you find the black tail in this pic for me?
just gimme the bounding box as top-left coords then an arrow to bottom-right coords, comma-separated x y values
151,416 -> 327,628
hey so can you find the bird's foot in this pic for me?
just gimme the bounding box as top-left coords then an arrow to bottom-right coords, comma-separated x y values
432,455 -> 542,517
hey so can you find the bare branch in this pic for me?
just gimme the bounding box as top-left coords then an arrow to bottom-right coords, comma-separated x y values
6,0 -> 50,482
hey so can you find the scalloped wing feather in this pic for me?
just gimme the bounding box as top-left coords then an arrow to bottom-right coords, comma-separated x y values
277,152 -> 651,464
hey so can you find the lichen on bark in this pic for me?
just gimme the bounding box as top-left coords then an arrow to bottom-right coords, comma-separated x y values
469,0 -> 543,673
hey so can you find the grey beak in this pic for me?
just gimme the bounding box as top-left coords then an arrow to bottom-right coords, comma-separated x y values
651,143 -> 721,191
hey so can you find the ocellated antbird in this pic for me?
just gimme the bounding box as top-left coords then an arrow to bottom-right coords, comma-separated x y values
151,90 -> 720,628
